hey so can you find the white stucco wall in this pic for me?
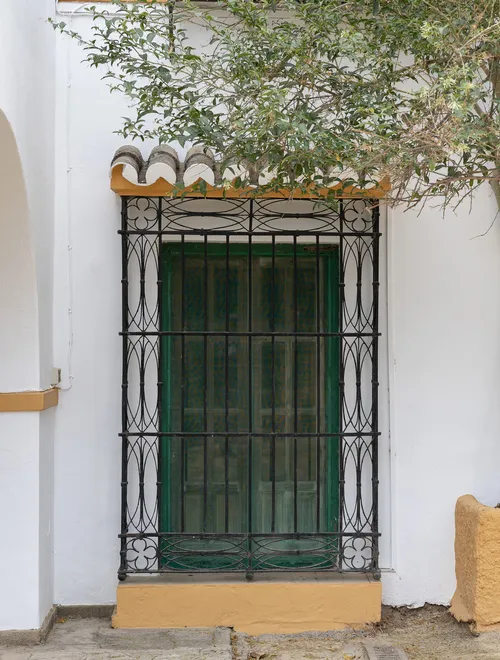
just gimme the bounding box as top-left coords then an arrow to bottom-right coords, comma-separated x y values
0,1 -> 56,391
0,0 -> 56,631
384,194 -> 500,607
53,12 -> 123,604
52,3 -> 500,610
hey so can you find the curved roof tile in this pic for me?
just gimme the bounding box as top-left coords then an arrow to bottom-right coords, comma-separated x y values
110,145 -> 390,198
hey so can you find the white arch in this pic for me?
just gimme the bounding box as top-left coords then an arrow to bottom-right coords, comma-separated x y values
0,109 -> 39,391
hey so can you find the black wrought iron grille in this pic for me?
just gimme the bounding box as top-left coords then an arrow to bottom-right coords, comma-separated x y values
119,196 -> 380,578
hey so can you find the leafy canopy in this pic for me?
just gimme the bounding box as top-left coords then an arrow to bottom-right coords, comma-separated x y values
53,0 -> 500,208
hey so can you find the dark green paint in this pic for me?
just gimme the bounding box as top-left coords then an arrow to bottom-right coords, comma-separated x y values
160,242 -> 340,569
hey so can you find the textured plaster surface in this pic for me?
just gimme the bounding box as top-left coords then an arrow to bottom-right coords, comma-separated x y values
451,495 -> 500,631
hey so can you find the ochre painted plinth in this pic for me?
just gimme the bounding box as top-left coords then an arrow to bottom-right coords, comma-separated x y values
112,575 -> 381,634
451,495 -> 500,632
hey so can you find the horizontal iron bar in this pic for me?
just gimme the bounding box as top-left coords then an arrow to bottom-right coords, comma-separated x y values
122,331 -> 381,338
119,230 -> 381,238
158,550 -> 337,555
120,568 -> 372,574
152,207 -> 336,215
119,431 -> 380,437
120,532 -> 380,538
159,211 -> 338,218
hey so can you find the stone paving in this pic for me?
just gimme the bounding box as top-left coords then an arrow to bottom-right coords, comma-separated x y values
238,606 -> 500,660
0,618 -> 410,660
5,606 -> 500,660
0,619 -> 232,660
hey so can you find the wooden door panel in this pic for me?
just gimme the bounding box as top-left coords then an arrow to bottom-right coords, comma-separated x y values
160,243 -> 340,569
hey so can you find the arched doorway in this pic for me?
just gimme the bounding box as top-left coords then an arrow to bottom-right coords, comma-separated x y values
0,109 -> 39,391
0,108 -> 43,632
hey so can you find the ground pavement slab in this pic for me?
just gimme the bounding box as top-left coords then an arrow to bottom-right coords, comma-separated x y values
0,619 -> 232,660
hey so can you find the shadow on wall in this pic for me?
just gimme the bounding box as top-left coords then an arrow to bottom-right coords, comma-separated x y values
0,108 -> 39,392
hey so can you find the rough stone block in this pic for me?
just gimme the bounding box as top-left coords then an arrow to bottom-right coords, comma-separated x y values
451,494 -> 500,632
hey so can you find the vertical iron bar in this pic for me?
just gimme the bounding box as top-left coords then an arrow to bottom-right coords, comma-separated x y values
225,234 -> 230,533
355,240 -> 363,531
371,204 -> 380,577
271,234 -> 276,533
315,234 -> 321,533
293,234 -> 298,533
247,201 -> 254,576
119,196 -> 130,581
338,200 -> 345,563
156,198 -> 163,566
180,233 -> 186,532
203,233 -> 208,533
138,229 -> 147,531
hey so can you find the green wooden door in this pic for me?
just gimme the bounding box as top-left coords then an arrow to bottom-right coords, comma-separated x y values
160,243 -> 339,569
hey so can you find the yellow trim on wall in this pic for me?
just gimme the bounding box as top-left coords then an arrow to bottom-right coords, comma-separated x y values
0,389 -> 59,413
111,164 -> 390,200
113,577 -> 382,634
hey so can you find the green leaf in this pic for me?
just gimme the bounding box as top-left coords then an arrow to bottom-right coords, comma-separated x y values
56,0 -> 500,211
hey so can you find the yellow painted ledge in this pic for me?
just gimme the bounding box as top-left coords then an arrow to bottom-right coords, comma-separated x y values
0,388 -> 59,413
113,576 -> 382,634
451,495 -> 500,633
110,164 -> 390,200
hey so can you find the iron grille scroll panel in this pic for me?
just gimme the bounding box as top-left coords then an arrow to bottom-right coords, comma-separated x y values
119,196 -> 380,578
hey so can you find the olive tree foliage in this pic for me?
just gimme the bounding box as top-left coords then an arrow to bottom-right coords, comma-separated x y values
52,0 -> 500,208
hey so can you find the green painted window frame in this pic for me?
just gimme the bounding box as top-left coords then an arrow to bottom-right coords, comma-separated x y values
159,241 -> 340,569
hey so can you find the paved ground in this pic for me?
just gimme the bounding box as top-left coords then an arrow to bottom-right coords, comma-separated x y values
2,607 -> 500,660
0,619 -> 232,660
239,606 -> 500,660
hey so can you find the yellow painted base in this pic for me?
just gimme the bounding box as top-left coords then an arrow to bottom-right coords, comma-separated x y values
451,495 -> 500,632
112,575 -> 381,634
